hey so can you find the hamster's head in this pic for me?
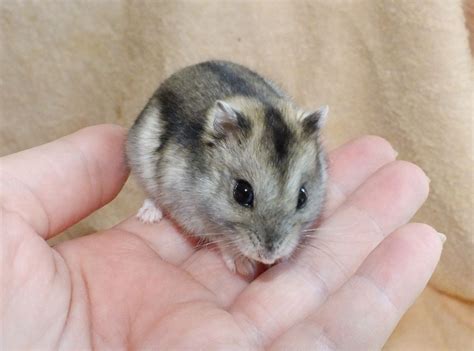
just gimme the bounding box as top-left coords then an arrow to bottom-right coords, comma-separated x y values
199,98 -> 329,264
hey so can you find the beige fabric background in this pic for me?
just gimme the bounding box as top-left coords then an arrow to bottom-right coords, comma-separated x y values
1,0 -> 473,349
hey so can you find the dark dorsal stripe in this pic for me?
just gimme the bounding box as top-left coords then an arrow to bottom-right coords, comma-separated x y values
236,112 -> 252,135
200,61 -> 258,97
200,61 -> 280,102
264,106 -> 294,166
157,87 -> 205,150
155,61 -> 287,158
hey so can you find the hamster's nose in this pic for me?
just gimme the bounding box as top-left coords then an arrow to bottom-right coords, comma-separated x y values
264,239 -> 275,252
259,239 -> 278,264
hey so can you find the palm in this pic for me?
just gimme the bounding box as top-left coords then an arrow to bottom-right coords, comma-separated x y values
2,125 -> 442,350
55,224 -> 250,349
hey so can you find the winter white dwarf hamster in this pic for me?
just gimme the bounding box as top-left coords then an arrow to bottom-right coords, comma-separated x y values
126,60 -> 328,276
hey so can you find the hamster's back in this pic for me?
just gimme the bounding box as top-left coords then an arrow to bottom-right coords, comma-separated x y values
126,60 -> 290,198
152,61 -> 285,147
159,60 -> 285,114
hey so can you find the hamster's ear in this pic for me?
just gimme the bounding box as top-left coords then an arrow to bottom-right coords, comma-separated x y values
301,105 -> 329,135
212,100 -> 249,135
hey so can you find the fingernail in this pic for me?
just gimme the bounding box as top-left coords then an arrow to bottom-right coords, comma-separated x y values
438,232 -> 447,245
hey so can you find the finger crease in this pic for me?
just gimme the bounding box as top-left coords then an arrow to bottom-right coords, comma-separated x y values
293,261 -> 331,301
114,228 -> 164,261
347,203 -> 384,240
316,325 -> 339,351
354,273 -> 400,316
1,171 -> 51,238
328,180 -> 347,203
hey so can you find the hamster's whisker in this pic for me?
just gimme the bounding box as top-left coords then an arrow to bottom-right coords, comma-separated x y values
282,254 -> 297,266
302,222 -> 360,233
197,232 -> 226,237
198,239 -> 231,248
198,237 -> 243,251
303,231 -> 374,243
302,242 -> 348,277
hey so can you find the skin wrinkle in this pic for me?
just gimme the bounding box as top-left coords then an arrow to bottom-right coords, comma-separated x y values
117,237 -> 223,307
78,264 -> 95,351
346,202 -> 385,240
353,273 -> 401,316
231,309 -> 266,351
37,250 -> 67,342
113,227 -> 166,262
2,210 -> 36,300
316,325 -> 340,351
301,238 -> 352,283
52,249 -> 74,350
1,171 -> 51,238
3,211 -> 69,350
179,259 -> 225,307
212,309 -> 264,351
273,320 -> 339,351
292,261 -> 331,303
232,293 -> 285,348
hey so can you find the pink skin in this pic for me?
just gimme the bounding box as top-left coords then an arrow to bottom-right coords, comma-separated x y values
1,125 -> 443,350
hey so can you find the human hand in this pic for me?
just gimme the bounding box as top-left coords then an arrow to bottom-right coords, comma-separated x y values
1,125 -> 443,350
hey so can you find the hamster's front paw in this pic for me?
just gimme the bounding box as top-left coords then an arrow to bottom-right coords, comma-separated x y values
222,253 -> 238,273
221,251 -> 257,278
137,198 -> 163,224
235,256 -> 257,277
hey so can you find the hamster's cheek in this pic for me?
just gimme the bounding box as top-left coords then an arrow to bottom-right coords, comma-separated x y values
231,232 -> 257,256
279,232 -> 303,258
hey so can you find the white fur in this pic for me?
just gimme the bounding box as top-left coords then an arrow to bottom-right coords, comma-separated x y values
137,198 -> 163,223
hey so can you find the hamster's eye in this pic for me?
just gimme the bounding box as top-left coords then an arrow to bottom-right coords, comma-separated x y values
233,179 -> 254,208
297,186 -> 307,210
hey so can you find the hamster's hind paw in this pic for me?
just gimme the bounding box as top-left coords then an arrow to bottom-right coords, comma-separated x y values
137,199 -> 163,224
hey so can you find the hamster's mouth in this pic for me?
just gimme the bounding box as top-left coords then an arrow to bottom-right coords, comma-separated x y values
237,248 -> 278,265
233,231 -> 299,265
245,250 -> 287,265
255,256 -> 278,265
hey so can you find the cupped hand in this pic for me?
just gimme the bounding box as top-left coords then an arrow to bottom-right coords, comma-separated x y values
1,125 -> 443,350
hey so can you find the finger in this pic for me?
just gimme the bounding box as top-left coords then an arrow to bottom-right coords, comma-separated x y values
115,216 -> 196,265
325,135 -> 397,216
116,217 -> 248,306
0,124 -> 129,239
179,246 -> 250,306
231,160 -> 430,345
116,136 -> 396,271
270,223 -> 443,350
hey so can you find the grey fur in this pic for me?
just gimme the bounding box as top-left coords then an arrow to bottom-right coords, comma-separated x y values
126,60 -> 328,268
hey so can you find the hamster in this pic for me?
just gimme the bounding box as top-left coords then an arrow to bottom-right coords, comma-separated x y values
126,60 -> 329,276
